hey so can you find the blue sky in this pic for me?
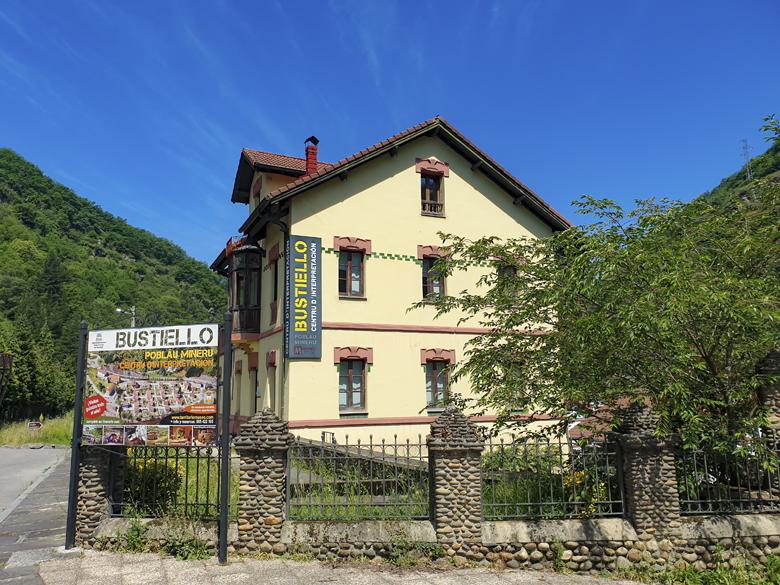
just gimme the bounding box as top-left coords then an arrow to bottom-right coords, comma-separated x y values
0,1 -> 777,263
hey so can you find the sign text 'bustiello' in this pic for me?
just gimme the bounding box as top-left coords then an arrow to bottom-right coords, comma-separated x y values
82,323 -> 219,448
285,235 -> 321,359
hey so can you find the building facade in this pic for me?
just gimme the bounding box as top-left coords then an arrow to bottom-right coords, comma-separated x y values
211,117 -> 569,441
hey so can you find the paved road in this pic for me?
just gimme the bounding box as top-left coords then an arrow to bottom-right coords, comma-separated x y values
38,552 -> 642,585
0,449 -> 72,584
0,448 -> 65,518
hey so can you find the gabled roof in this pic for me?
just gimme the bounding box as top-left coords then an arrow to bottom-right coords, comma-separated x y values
242,149 -> 333,175
239,116 -> 571,232
231,150 -> 333,203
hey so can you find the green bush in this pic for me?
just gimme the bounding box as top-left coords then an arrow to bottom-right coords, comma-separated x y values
482,442 -> 616,520
387,538 -> 444,567
160,520 -> 210,560
551,541 -> 566,572
124,459 -> 182,516
120,515 -> 147,553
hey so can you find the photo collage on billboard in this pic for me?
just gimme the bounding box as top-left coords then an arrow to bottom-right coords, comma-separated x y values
83,324 -> 219,447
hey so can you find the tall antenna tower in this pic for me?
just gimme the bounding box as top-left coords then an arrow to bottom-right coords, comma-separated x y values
740,139 -> 753,181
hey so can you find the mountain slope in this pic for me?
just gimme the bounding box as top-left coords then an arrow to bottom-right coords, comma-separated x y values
0,148 -> 225,420
702,141 -> 780,203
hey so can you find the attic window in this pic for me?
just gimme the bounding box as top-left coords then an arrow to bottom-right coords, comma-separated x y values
416,158 -> 449,217
251,176 -> 262,206
421,173 -> 443,216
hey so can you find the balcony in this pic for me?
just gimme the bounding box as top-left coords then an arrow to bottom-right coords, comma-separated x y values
228,243 -> 261,336
421,201 -> 444,216
232,307 -> 260,335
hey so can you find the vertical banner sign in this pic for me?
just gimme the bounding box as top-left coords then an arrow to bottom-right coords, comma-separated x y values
83,324 -> 219,446
285,235 -> 322,359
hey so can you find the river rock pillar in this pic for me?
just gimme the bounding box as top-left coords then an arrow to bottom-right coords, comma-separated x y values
427,407 -> 484,553
758,350 -> 780,431
234,409 -> 294,553
75,446 -> 112,546
613,403 -> 681,538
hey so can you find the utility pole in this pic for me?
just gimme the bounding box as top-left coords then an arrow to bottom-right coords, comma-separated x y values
115,305 -> 136,327
740,139 -> 753,182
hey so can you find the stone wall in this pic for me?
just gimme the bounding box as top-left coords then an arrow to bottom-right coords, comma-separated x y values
72,406 -> 780,572
270,516 -> 780,570
231,408 -> 780,571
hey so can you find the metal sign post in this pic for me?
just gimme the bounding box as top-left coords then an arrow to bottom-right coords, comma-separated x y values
218,311 -> 233,564
65,321 -> 88,549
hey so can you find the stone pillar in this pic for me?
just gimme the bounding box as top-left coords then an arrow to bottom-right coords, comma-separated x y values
613,403 -> 681,537
758,350 -> 780,430
758,350 -> 780,500
427,408 -> 484,548
234,409 -> 294,554
75,446 -> 111,546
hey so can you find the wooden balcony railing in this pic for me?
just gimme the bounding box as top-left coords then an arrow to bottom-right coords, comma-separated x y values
232,308 -> 260,334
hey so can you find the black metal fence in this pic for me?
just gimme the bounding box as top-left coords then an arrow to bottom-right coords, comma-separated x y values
482,435 -> 624,520
105,445 -> 239,520
677,435 -> 780,515
288,434 -> 430,521
94,430 -> 780,524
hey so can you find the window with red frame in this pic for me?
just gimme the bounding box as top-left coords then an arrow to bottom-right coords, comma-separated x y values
420,172 -> 444,215
339,359 -> 365,411
338,251 -> 364,297
425,360 -> 449,407
422,257 -> 444,299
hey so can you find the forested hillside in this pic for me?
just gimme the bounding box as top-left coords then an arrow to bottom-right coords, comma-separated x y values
702,141 -> 780,203
0,149 -> 226,420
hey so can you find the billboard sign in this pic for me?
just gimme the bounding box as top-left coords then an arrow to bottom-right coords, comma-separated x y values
83,323 -> 219,447
285,235 -> 322,359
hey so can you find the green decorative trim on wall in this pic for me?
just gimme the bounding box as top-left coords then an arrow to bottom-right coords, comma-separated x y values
324,247 -> 422,265
323,246 -> 490,267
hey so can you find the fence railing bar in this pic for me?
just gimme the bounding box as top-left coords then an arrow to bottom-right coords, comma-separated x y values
676,437 -> 780,516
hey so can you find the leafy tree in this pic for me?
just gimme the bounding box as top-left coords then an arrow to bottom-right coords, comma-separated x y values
420,131 -> 779,447
0,149 -> 226,420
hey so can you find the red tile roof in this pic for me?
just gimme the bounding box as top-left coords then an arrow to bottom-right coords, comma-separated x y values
242,149 -> 333,174
240,116 -> 571,232
263,118 -> 436,200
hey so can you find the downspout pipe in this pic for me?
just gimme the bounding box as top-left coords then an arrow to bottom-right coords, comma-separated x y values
270,219 -> 290,421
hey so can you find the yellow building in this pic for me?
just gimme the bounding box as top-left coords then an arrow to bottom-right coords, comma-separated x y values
211,116 -> 569,441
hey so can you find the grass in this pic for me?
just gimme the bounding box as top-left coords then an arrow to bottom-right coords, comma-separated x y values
289,495 -> 428,521
287,452 -> 429,521
122,449 -> 240,521
615,555 -> 780,584
114,514 -> 210,560
0,412 -> 73,446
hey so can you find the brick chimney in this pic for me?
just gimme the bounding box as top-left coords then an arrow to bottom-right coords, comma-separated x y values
304,135 -> 319,175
